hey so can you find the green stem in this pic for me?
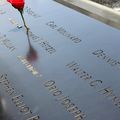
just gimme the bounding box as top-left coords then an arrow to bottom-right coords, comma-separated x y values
19,10 -> 31,46
19,10 -> 29,32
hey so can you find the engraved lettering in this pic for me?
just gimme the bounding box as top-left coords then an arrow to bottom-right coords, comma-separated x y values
26,115 -> 40,120
90,80 -> 102,87
93,49 -> 120,68
66,61 -> 92,80
0,73 -> 40,119
46,21 -> 82,43
98,87 -> 113,96
44,80 -> 86,120
17,56 -> 39,76
0,33 -> 16,52
24,6 -> 41,18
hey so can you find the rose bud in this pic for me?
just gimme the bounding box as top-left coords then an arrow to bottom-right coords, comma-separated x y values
7,0 -> 24,11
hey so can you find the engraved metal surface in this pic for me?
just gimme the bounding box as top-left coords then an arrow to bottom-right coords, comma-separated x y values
0,0 -> 120,120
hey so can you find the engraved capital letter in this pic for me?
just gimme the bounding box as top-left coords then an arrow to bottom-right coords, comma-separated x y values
26,115 -> 40,120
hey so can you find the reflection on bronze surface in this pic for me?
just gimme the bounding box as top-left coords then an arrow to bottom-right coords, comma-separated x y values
0,96 -> 10,120
0,96 -> 4,119
18,9 -> 38,62
25,25 -> 38,62
26,42 -> 38,62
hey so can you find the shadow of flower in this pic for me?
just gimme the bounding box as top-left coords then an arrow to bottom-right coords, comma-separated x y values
26,29 -> 38,62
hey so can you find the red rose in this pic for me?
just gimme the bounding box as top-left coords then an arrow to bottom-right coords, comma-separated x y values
7,0 -> 24,10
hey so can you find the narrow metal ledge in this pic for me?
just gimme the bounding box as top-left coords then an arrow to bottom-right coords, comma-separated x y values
55,0 -> 120,29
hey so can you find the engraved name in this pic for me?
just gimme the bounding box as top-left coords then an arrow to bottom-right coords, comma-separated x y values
0,33 -> 16,52
92,49 -> 120,69
0,73 -> 40,120
66,61 -> 92,81
17,56 -> 40,76
44,80 -> 86,120
29,31 -> 56,54
24,6 -> 41,18
66,61 -> 120,110
98,87 -> 120,108
46,21 -> 82,43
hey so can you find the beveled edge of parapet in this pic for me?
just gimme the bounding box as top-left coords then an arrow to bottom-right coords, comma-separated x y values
54,0 -> 120,30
